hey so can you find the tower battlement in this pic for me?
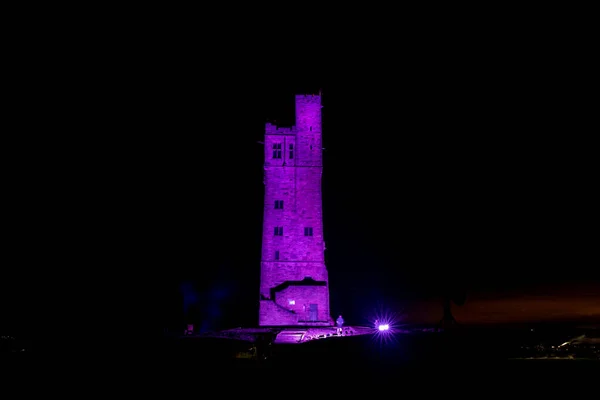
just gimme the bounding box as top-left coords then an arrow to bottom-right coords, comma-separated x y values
265,124 -> 296,135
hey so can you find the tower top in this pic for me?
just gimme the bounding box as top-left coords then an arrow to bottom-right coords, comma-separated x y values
295,89 -> 322,97
295,93 -> 321,105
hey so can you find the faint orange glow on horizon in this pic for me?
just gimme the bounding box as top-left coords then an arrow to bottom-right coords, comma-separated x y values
401,282 -> 600,326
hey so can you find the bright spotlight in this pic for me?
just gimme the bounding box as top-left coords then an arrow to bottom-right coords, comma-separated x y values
368,306 -> 405,346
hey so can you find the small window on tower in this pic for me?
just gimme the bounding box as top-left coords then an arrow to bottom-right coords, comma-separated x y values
274,226 -> 283,236
274,200 -> 283,209
304,227 -> 313,236
272,143 -> 282,159
275,250 -> 279,260
289,144 -> 294,159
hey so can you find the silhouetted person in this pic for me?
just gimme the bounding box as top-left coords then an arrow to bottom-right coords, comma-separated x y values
438,288 -> 467,330
440,296 -> 457,328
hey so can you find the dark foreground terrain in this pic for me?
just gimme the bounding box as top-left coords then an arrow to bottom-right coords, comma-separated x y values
155,325 -> 600,391
162,324 -> 600,371
165,329 -> 599,396
3,325 -> 599,392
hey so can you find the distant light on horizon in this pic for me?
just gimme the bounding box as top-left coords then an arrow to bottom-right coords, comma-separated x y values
378,324 -> 390,331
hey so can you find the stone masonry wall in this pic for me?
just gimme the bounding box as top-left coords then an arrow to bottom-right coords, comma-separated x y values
259,94 -> 332,326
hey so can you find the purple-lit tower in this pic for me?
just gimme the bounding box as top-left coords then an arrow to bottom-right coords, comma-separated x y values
259,93 -> 333,327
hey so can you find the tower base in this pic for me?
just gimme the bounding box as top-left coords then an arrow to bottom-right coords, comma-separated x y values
186,325 -> 373,344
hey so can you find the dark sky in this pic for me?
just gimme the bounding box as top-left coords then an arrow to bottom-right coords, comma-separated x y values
3,21 -> 597,339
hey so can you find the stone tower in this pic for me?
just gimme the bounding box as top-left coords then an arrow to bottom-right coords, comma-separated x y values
259,93 -> 333,327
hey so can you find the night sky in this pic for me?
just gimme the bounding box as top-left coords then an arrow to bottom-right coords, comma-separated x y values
3,21 -> 598,341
